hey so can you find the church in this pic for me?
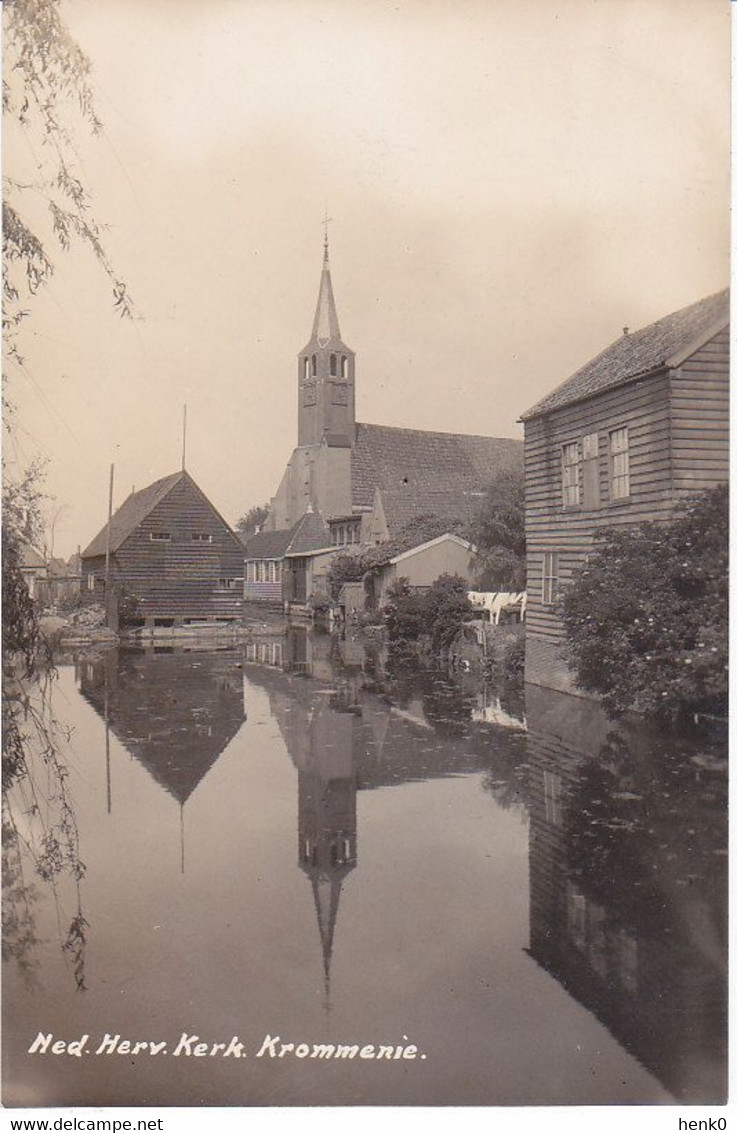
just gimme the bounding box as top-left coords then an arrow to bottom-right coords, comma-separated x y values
263,236 -> 522,550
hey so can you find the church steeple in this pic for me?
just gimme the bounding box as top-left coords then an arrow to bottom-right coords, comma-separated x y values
312,237 -> 342,346
298,236 -> 356,448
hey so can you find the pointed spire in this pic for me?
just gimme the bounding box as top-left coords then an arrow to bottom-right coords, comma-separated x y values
311,239 -> 341,347
311,874 -> 345,1012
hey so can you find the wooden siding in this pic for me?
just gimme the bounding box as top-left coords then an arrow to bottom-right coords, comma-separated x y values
244,580 -> 283,602
525,373 -> 674,653
524,326 -> 729,692
670,328 -> 729,493
82,478 -> 243,620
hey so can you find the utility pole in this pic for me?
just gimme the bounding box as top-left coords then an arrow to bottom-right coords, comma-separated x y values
104,464 -> 114,625
182,404 -> 187,472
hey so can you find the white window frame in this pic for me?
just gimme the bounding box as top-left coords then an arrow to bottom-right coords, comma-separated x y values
561,441 -> 580,507
609,426 -> 630,500
542,551 -> 559,606
150,531 -> 171,542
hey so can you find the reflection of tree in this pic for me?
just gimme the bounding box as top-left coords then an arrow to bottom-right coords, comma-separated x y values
526,689 -> 727,1102
2,670 -> 88,990
2,800 -> 40,989
565,730 -> 727,940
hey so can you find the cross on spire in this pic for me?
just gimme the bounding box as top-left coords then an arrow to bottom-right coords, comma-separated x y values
321,210 -> 332,260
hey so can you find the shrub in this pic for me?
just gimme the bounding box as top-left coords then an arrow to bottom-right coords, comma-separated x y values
560,486 -> 727,722
384,574 -> 474,652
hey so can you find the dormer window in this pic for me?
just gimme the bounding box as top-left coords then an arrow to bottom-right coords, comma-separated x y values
330,353 -> 337,376
150,532 -> 171,542
191,533 -> 213,543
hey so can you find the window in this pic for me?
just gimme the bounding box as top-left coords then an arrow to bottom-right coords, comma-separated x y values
609,427 -> 630,500
219,578 -> 236,590
581,432 -> 601,508
542,551 -> 559,605
330,353 -> 337,376
303,357 -> 309,380
543,770 -> 562,826
561,442 -> 580,507
87,573 -> 95,592
341,355 -> 348,378
191,533 -> 212,543
268,561 -> 278,583
311,354 -> 317,376
150,532 -> 171,542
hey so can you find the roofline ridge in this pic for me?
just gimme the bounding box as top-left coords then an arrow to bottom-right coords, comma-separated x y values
520,287 -> 730,422
355,420 -> 520,442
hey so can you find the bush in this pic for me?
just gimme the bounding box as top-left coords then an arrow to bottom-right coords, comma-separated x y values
560,486 -> 727,722
384,574 -> 474,652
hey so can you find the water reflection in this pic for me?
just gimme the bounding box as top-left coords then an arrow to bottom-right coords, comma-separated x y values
2,626 -> 727,1106
525,684 -> 727,1103
78,647 -> 245,807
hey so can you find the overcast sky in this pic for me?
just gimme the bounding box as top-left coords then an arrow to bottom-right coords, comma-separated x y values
5,0 -> 730,558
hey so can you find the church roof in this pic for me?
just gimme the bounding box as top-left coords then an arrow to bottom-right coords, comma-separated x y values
375,486 -> 485,540
351,422 -> 522,511
521,288 -> 729,421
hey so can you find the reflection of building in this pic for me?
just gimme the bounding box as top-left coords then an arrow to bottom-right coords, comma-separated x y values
243,638 -> 510,1002
78,647 -> 246,827
521,290 -> 729,693
525,684 -> 727,1103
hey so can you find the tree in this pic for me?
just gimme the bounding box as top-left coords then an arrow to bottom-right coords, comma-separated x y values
560,486 -> 728,722
471,467 -> 526,590
2,0 -> 135,988
3,0 -> 133,371
236,503 -> 270,538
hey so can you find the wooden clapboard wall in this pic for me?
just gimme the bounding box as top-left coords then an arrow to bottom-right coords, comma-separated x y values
84,476 -> 243,621
524,325 -> 729,690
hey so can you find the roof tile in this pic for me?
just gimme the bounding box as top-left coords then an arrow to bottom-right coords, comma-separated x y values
521,289 -> 729,421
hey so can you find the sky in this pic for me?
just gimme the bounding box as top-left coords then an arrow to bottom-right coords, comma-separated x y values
4,0 -> 730,558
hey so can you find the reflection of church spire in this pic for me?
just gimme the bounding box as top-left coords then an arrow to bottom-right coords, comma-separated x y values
310,875 -> 345,1011
298,770 -> 357,1012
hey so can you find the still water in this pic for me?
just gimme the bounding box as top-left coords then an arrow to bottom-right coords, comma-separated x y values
2,627 -> 727,1107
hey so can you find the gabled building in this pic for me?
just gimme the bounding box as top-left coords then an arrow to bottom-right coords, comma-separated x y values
81,470 -> 244,626
520,289 -> 729,694
244,509 -> 333,608
265,237 -> 522,543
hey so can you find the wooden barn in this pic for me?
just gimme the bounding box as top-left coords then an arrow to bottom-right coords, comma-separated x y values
520,289 -> 729,694
81,470 -> 244,626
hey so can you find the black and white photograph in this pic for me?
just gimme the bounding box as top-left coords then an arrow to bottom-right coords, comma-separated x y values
1,0 -> 729,1121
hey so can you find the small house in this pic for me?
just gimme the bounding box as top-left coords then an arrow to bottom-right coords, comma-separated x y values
520,289 -> 729,694
18,541 -> 47,599
362,532 -> 483,609
245,510 -> 337,612
80,470 -> 244,626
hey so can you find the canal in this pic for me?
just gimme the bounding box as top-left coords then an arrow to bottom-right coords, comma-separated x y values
2,628 -> 727,1107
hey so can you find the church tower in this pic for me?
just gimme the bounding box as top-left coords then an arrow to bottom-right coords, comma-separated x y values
298,237 -> 356,448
